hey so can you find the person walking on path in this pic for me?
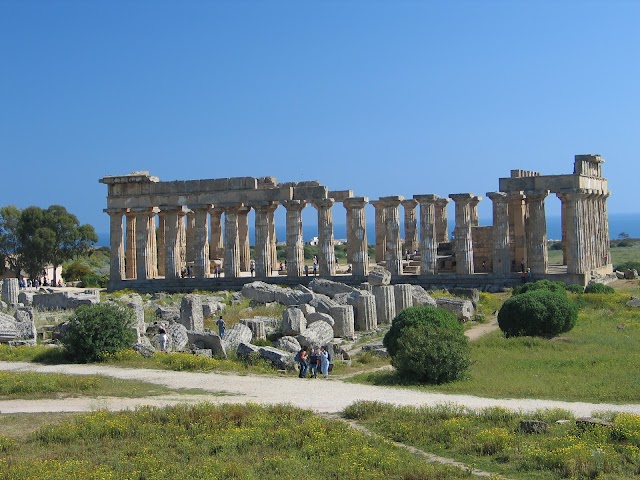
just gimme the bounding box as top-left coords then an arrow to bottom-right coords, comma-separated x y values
158,323 -> 169,352
320,346 -> 330,379
309,348 -> 319,378
296,348 -> 309,378
216,315 -> 226,338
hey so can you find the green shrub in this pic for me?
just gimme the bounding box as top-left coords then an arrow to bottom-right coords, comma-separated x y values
498,290 -> 578,338
512,279 -> 567,296
391,323 -> 470,384
549,241 -> 563,251
383,306 -> 461,357
584,283 -> 615,294
565,284 -> 585,294
81,273 -> 108,288
62,261 -> 92,281
614,261 -> 640,272
61,303 -> 137,362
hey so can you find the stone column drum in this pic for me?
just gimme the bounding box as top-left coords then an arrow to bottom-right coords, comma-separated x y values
558,189 -> 587,274
348,291 -> 377,331
329,305 -> 355,339
133,208 -> 158,281
1,278 -> 19,306
449,194 -> 475,275
394,284 -> 413,314
314,198 -> 337,276
223,205 -> 242,278
370,200 -> 387,263
105,208 -> 125,283
344,197 -> 369,276
381,196 -> 403,275
125,212 -> 137,279
283,200 -> 305,277
191,205 -> 211,278
156,211 -> 166,277
254,203 -> 273,278
487,192 -> 510,274
373,285 -> 396,325
161,206 -> 184,279
508,191 -> 527,270
434,198 -> 450,243
238,206 -> 251,272
401,199 -> 418,255
415,194 -> 439,275
524,190 -> 549,274
268,206 -> 278,272
185,210 -> 196,265
209,207 -> 224,261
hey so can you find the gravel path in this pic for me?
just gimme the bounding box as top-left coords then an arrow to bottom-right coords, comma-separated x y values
1,361 -> 639,417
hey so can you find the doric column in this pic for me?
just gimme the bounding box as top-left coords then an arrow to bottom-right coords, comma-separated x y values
601,192 -> 611,267
559,195 -> 568,265
190,205 -> 211,278
223,205 -> 242,278
381,196 -> 403,275
313,198 -> 336,276
434,198 -> 450,243
185,210 -> 196,265
157,211 -> 166,277
160,205 -> 184,279
557,189 -> 588,274
209,207 -> 224,261
105,208 -> 125,282
583,191 -> 596,272
508,191 -> 527,270
148,213 -> 158,279
401,199 -> 418,255
178,209 -> 187,272
470,196 -> 481,226
414,194 -> 438,275
254,203 -> 275,277
343,197 -> 369,276
133,207 -> 159,280
283,200 -> 306,276
524,190 -> 549,274
238,206 -> 251,272
487,192 -> 510,274
449,193 -> 475,274
370,200 -> 387,263
268,205 -> 278,273
125,212 -> 137,279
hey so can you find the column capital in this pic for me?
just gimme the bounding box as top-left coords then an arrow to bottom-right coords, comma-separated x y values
379,195 -> 404,207
313,198 -> 335,210
507,191 -> 526,202
282,199 -> 306,211
470,195 -> 482,205
208,206 -> 225,215
343,197 -> 369,209
400,198 -> 418,209
104,207 -> 129,215
486,191 -> 508,203
158,205 -> 187,214
188,204 -> 214,211
130,207 -> 159,216
254,201 -> 278,213
557,188 -> 590,201
369,199 -> 385,210
448,193 -> 475,204
220,203 -> 246,214
434,197 -> 450,207
524,190 -> 549,202
414,194 -> 440,204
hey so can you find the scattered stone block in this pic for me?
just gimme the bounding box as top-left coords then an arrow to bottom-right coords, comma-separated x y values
274,335 -> 301,353
239,318 -> 267,341
435,297 -> 474,322
308,278 -> 355,298
258,346 -> 295,370
329,305 -> 355,339
519,420 -> 549,434
411,285 -> 437,307
296,321 -> 334,349
223,323 -> 253,350
368,267 -> 391,286
180,295 -> 204,332
306,312 -> 335,326
282,307 -> 306,336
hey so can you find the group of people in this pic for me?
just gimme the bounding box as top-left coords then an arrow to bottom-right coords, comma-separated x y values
18,277 -> 63,289
296,346 -> 331,379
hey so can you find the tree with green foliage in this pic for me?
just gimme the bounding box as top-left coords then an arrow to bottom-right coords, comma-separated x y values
0,205 -> 22,276
61,303 -> 137,362
383,306 -> 470,384
62,260 -> 93,281
511,279 -> 567,296
498,289 -> 578,338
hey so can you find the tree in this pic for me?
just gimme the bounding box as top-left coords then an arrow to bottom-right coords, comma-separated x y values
0,205 -> 22,276
618,232 -> 630,240
61,303 -> 137,362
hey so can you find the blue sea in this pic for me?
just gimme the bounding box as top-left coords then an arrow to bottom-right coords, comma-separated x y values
96,213 -> 640,247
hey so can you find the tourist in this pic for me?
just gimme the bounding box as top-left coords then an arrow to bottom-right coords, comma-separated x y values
187,265 -> 193,277
279,262 -> 284,271
250,260 -> 255,276
304,264 -> 309,276
158,323 -> 169,352
347,264 -> 352,274
309,347 -> 319,378
320,346 -> 330,379
526,268 -> 532,282
521,269 -> 527,284
296,348 -> 309,378
216,315 -> 226,338
520,260 -> 525,273
312,261 -> 318,276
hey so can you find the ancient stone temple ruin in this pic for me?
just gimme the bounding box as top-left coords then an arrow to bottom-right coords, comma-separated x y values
100,154 -> 611,292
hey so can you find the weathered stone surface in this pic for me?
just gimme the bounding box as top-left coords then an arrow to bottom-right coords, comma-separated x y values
1,278 -> 19,305
306,312 -> 335,326
624,269 -> 639,279
187,331 -> 227,358
32,290 -> 100,310
519,420 -> 549,434
411,285 -> 437,307
368,267 -> 391,286
236,342 -> 260,358
124,297 -> 145,339
0,300 -> 6,310
281,307 -> 306,336
329,305 -> 355,338
274,335 -> 301,353
239,318 -> 267,341
223,323 -> 253,350
308,293 -> 339,314
168,322 -> 189,351
373,285 -> 396,325
308,278 -> 355,298
575,417 -> 614,429
299,304 -> 316,316
347,291 -> 377,331
258,346 -> 295,370
332,293 -> 351,305
155,305 -> 180,322
0,312 -> 19,342
13,307 -> 36,342
296,321 -> 334,349
361,342 -> 389,357
180,295 -> 204,332
241,281 -> 278,303
202,297 -> 226,317
450,288 -> 480,308
627,297 -> 640,308
18,291 -> 35,306
274,288 -> 314,306
193,348 -> 213,358
394,284 -> 413,314
52,321 -> 69,341
133,339 -> 155,357
615,270 -> 626,279
435,297 -> 474,322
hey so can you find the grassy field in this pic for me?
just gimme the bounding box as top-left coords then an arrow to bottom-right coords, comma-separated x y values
548,239 -> 640,268
0,403 -> 471,480
344,401 -> 640,480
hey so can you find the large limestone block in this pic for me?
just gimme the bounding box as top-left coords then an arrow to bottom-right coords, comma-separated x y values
281,307 -> 306,336
274,288 -> 314,306
394,284 -> 413,314
223,323 -> 253,350
347,291 -> 377,331
187,331 -> 227,358
308,293 -> 339,314
411,285 -> 437,307
241,281 -> 279,303
299,304 -> 316,316
18,292 -> 35,306
373,285 -> 396,325
0,312 -> 19,342
124,297 -> 146,339
32,290 -> 100,310
237,342 -> 260,359
180,295 -> 204,332
274,335 -> 301,353
450,288 -> 480,308
156,305 -> 180,323
306,312 -> 335,326
329,305 -> 355,339
332,293 -> 351,305
296,321 -> 334,349
202,297 -> 226,317
13,307 -> 36,342
167,322 -> 189,352
258,346 -> 295,371
239,318 -> 267,341
308,278 -> 356,298
1,278 -> 19,306
435,297 -> 474,322
368,268 -> 391,286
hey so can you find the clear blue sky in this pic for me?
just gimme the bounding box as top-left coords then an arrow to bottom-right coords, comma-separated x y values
2,0 -> 639,236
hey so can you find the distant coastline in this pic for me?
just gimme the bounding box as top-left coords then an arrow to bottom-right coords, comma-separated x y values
96,212 -> 640,247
